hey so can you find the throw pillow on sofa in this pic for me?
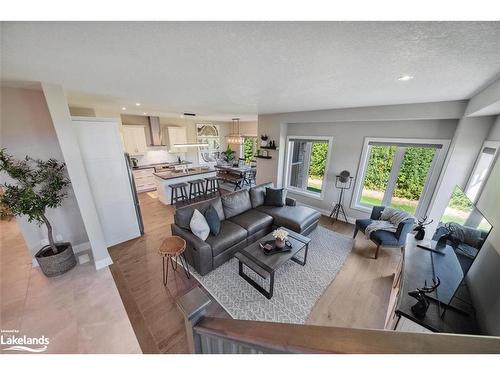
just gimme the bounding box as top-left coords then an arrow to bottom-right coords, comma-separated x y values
204,204 -> 221,236
190,209 -> 210,241
264,187 -> 285,207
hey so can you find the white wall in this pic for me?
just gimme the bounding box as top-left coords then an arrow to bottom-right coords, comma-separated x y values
42,84 -> 111,269
257,101 -> 466,188
257,101 -> 466,218
0,86 -> 89,256
286,120 -> 457,219
467,116 -> 500,335
426,116 -> 495,234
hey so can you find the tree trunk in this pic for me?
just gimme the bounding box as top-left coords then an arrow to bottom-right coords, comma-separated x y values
41,214 -> 58,254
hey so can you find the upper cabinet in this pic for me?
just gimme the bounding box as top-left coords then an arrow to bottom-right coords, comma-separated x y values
122,125 -> 148,155
167,127 -> 188,153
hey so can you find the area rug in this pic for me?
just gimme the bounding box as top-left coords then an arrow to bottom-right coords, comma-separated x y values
188,225 -> 353,324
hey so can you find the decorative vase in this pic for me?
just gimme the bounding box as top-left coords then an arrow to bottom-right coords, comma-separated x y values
275,238 -> 285,248
415,229 -> 425,240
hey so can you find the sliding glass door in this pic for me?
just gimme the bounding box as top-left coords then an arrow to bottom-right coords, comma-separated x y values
355,140 -> 443,217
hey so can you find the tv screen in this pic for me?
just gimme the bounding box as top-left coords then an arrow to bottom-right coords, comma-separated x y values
431,185 -> 493,306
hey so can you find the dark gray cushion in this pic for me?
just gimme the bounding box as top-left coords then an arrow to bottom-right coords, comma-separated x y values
257,205 -> 321,234
355,218 -> 373,232
227,209 -> 273,235
370,230 -> 400,246
206,220 -> 247,257
264,187 -> 285,207
221,189 -> 252,219
204,205 -> 221,236
249,182 -> 273,208
174,197 -> 225,230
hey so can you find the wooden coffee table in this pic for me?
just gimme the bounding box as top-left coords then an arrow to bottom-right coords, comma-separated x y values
234,227 -> 311,299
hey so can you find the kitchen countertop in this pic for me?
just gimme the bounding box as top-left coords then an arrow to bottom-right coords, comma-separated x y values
132,161 -> 192,170
153,167 -> 215,180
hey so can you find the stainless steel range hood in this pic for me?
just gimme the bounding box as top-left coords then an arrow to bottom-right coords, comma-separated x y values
147,116 -> 164,146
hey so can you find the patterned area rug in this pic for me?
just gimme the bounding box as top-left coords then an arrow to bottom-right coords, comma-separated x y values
188,225 -> 353,324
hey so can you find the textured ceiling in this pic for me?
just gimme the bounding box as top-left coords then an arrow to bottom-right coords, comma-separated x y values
2,21 -> 500,118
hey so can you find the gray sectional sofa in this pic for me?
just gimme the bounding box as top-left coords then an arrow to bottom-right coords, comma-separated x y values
171,182 -> 321,275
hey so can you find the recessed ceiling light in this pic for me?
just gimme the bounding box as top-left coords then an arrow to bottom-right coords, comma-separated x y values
121,106 -> 126,110
398,75 -> 414,81
143,112 -> 147,115
135,103 -> 141,106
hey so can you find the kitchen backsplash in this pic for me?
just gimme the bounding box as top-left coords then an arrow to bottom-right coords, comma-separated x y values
135,149 -> 187,166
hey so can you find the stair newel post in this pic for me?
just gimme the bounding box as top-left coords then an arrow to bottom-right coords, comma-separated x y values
176,287 -> 212,353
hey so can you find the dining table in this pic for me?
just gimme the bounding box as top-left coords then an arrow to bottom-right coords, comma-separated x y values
215,164 -> 256,190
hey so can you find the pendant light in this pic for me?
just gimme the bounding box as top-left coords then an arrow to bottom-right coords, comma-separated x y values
226,118 -> 244,145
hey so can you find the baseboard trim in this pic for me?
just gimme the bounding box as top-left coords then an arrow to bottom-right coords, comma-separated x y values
296,201 -> 357,225
95,256 -> 113,270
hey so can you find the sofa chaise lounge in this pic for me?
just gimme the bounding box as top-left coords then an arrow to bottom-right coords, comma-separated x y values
171,182 -> 321,275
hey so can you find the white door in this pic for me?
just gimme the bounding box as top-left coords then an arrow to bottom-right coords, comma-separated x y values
73,118 -> 141,246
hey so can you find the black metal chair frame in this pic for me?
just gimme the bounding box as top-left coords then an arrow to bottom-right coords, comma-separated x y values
170,183 -> 188,205
189,179 -> 206,202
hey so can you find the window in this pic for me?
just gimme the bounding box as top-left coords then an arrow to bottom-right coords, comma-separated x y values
465,141 -> 500,203
285,137 -> 332,197
353,138 -> 448,216
196,123 -> 220,165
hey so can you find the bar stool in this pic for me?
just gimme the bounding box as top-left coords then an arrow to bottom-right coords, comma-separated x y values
158,235 -> 190,286
188,179 -> 205,202
170,182 -> 188,205
204,176 -> 221,197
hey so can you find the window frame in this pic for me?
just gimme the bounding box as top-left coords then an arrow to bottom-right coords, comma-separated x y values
465,140 -> 500,203
284,135 -> 333,200
351,137 -> 450,217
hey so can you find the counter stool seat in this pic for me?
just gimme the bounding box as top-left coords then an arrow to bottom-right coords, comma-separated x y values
188,179 -> 205,202
205,176 -> 221,197
170,182 -> 188,206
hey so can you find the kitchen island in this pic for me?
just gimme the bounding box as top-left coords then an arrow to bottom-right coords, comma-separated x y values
154,167 -> 216,205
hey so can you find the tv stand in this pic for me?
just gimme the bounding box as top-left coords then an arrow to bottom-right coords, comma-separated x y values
385,235 -> 479,334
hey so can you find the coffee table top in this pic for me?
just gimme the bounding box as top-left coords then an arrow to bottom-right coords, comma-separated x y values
235,227 -> 310,276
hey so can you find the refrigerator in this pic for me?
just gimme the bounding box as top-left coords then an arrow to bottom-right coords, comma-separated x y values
125,153 -> 145,235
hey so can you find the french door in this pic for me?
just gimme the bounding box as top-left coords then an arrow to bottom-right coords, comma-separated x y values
355,140 -> 446,218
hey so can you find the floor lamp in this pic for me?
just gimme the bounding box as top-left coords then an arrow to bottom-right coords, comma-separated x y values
329,171 -> 353,223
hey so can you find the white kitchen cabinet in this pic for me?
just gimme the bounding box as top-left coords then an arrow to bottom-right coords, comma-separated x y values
123,125 -> 148,155
133,168 -> 156,192
167,126 -> 188,152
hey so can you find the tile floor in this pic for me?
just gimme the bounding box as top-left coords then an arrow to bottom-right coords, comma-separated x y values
0,218 -> 141,354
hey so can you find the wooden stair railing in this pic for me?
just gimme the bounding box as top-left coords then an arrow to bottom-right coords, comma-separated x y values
177,287 -> 500,354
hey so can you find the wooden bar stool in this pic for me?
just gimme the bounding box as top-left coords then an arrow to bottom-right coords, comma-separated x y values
170,182 -> 188,205
204,176 -> 221,197
158,235 -> 190,286
188,179 -> 205,202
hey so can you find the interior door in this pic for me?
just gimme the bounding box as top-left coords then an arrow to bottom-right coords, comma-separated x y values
74,118 -> 141,246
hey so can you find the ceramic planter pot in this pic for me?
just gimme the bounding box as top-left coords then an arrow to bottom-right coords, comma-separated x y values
275,238 -> 286,248
35,242 -> 77,277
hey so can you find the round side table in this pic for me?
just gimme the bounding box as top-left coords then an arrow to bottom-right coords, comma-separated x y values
158,236 -> 191,286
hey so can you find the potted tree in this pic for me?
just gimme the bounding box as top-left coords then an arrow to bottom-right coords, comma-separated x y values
0,149 -> 77,277
221,145 -> 236,164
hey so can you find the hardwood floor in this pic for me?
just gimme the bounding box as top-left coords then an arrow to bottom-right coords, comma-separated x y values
307,216 -> 402,329
109,193 -> 401,353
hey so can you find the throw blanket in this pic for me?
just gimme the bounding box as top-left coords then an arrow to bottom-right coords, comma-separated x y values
365,207 -> 413,238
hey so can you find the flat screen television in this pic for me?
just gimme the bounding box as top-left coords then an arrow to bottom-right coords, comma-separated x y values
426,185 -> 493,306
